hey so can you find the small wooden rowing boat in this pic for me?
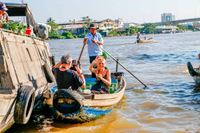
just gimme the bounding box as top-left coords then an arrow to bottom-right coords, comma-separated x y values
187,62 -> 200,85
137,39 -> 157,44
49,72 -> 126,122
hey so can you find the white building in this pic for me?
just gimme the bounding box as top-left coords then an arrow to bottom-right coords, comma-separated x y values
123,23 -> 140,29
156,25 -> 177,33
161,13 -> 175,23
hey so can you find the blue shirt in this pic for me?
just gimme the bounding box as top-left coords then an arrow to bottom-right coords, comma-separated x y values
85,32 -> 104,57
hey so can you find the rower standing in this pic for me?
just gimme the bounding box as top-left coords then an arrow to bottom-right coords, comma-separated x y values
136,32 -> 141,43
83,23 -> 104,64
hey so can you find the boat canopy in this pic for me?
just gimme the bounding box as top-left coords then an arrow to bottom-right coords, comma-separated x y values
5,3 -> 38,32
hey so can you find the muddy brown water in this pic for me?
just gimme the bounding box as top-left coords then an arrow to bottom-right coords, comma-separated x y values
7,32 -> 200,133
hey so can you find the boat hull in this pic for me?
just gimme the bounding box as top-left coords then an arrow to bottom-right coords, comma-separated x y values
49,74 -> 126,122
138,39 -> 157,44
0,30 -> 52,131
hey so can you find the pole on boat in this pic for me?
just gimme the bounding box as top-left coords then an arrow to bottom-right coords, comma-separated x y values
97,44 -> 148,88
77,44 -> 86,67
116,58 -> 119,72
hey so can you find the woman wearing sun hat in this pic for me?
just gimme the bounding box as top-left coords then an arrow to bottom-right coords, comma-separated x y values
0,2 -> 9,22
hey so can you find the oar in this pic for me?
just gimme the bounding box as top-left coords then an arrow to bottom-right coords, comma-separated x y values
96,44 -> 148,88
77,44 -> 86,66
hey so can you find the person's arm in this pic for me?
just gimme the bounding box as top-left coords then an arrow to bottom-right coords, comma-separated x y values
83,38 -> 88,45
89,60 -> 97,73
98,33 -> 104,45
75,66 -> 86,89
83,34 -> 89,45
92,34 -> 104,45
79,73 -> 86,89
96,70 -> 111,87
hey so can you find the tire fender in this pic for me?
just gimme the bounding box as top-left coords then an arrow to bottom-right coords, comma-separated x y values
14,86 -> 35,124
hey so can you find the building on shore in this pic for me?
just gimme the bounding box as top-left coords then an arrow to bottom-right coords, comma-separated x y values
58,18 -> 124,36
155,25 -> 177,33
193,22 -> 200,30
123,22 -> 140,29
161,13 -> 175,23
58,21 -> 85,35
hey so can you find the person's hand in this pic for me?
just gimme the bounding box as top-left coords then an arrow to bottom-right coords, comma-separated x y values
92,58 -> 98,65
96,73 -> 103,80
75,66 -> 82,75
92,39 -> 98,44
83,38 -> 88,45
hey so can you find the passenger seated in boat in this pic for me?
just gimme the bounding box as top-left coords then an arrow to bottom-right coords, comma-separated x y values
90,52 -> 108,78
53,54 -> 85,90
0,2 -> 9,23
89,57 -> 111,94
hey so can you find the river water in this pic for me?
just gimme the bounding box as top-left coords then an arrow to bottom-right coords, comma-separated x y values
7,32 -> 200,133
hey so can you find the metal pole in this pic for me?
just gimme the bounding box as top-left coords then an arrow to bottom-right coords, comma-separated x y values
98,45 -> 147,88
116,58 -> 119,72
77,44 -> 86,66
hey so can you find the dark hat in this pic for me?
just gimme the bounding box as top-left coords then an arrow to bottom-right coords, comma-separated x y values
0,2 -> 8,11
89,23 -> 98,29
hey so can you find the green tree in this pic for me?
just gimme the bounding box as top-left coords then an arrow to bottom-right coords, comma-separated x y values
187,25 -> 194,31
177,24 -> 187,31
46,17 -> 63,39
128,26 -> 139,35
62,31 -> 74,39
108,29 -> 119,36
46,17 -> 59,31
141,23 -> 156,34
81,16 -> 92,34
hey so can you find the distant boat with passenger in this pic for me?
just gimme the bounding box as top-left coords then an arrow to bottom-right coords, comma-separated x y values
187,62 -> 200,86
136,32 -> 157,44
137,38 -> 157,44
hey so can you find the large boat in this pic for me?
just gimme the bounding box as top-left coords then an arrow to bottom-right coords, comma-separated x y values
0,3 -> 54,132
187,62 -> 200,85
49,72 -> 126,122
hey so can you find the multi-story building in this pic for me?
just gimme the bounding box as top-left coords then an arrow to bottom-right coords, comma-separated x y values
58,18 -> 124,35
161,13 -> 175,23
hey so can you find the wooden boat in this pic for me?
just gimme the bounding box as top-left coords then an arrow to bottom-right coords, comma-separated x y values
187,62 -> 200,85
49,72 -> 126,122
0,3 -> 54,132
137,38 -> 157,44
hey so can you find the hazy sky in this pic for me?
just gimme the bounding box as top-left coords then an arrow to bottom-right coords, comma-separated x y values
2,0 -> 200,23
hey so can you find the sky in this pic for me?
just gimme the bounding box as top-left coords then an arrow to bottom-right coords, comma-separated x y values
2,0 -> 200,24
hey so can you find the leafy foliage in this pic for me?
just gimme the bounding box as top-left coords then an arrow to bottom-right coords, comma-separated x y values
141,24 -> 156,34
47,17 -> 64,39
62,31 -> 74,39
2,21 -> 26,35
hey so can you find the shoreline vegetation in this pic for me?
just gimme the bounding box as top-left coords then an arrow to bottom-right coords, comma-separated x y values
47,17 -> 199,40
